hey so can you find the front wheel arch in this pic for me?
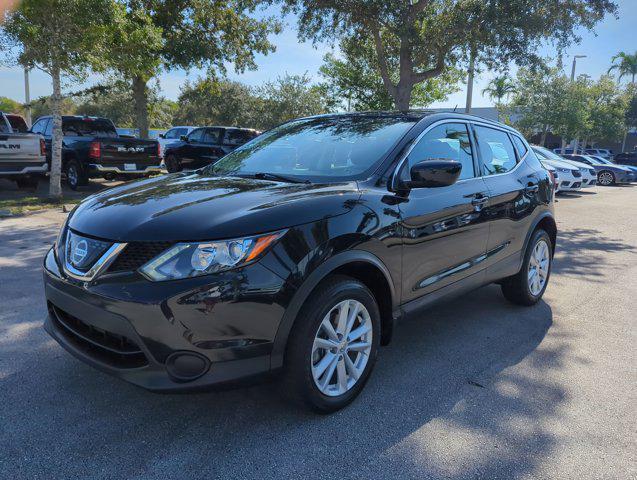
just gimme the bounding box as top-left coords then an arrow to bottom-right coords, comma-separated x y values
271,251 -> 397,370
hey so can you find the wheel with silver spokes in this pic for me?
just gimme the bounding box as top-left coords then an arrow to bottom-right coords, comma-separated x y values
527,239 -> 550,296
598,171 -> 615,186
311,299 -> 372,397
501,229 -> 552,305
283,275 -> 380,412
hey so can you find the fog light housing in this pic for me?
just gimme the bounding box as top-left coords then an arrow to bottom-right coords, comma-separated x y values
165,351 -> 210,382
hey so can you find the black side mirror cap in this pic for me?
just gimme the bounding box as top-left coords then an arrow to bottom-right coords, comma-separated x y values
404,159 -> 462,189
158,133 -> 165,139
180,135 -> 188,142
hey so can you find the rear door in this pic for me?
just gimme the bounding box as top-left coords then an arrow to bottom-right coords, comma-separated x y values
398,121 -> 490,303
474,125 -> 541,270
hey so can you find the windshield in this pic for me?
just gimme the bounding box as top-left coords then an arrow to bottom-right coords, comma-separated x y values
202,116 -> 416,181
532,145 -> 565,161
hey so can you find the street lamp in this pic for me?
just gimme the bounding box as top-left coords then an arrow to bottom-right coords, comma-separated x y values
570,55 -> 587,81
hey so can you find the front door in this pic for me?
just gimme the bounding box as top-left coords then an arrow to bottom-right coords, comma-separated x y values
398,122 -> 491,304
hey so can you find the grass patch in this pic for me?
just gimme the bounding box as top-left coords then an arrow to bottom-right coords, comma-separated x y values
0,196 -> 81,215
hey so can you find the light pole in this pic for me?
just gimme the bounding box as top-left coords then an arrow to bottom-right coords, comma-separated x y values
24,67 -> 32,127
569,55 -> 586,153
570,55 -> 586,81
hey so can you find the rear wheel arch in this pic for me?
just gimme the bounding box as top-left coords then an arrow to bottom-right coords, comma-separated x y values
271,251 -> 398,370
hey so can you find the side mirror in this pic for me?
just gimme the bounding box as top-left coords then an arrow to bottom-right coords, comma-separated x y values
158,133 -> 165,139
180,135 -> 188,142
404,159 -> 462,189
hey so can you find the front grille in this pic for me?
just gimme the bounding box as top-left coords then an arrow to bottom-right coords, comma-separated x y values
108,242 -> 173,273
49,304 -> 147,368
572,182 -> 581,188
572,170 -> 582,178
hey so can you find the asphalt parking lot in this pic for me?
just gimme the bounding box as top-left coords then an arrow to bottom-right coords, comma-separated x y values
0,186 -> 635,479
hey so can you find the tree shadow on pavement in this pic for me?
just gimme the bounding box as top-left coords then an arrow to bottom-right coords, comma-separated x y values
552,227 -> 636,281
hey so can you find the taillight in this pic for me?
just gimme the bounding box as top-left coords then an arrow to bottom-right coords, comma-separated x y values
547,170 -> 556,190
88,141 -> 100,160
39,138 -> 46,156
156,141 -> 161,158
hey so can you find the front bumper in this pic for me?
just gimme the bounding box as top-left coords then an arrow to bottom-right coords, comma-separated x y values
557,172 -> 581,192
43,247 -> 293,391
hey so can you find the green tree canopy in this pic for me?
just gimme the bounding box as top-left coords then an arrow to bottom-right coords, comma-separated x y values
608,51 -> 637,84
319,34 -> 461,111
282,0 -> 617,110
103,0 -> 281,138
0,96 -> 23,115
174,74 -> 328,131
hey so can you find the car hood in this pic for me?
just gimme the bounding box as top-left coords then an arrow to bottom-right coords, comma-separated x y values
542,159 -> 579,171
69,173 -> 361,242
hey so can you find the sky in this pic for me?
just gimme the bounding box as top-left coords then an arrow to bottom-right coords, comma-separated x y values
1,1 -> 636,109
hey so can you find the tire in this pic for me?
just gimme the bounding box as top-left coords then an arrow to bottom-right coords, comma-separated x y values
501,229 -> 552,306
65,159 -> 88,190
282,275 -> 381,413
15,177 -> 39,190
165,155 -> 182,173
597,170 -> 615,186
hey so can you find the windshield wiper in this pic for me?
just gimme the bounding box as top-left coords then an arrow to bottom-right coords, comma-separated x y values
248,172 -> 311,184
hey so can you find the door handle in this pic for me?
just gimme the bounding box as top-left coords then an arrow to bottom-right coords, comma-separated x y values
524,183 -> 539,194
465,193 -> 489,211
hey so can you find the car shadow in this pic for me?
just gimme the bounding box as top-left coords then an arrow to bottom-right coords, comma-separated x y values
2,283 -> 563,479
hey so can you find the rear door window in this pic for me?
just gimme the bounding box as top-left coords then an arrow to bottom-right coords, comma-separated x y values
511,135 -> 528,159
474,126 -> 518,176
202,128 -> 222,144
224,129 -> 258,146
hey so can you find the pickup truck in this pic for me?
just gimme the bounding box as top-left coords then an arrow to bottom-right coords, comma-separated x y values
0,111 -> 47,189
30,115 -> 162,189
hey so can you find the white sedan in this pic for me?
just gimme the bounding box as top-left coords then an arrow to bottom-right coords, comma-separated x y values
532,145 -> 596,189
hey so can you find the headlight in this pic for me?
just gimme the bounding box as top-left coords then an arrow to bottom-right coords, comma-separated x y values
139,230 -> 287,281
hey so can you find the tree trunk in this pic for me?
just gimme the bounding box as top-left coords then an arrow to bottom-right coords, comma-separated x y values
572,138 -> 579,154
49,63 -> 63,200
393,82 -> 413,111
540,125 -> 548,147
132,76 -> 149,139
621,130 -> 628,152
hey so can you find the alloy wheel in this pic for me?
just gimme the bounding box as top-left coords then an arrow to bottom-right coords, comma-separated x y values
598,172 -> 614,186
311,299 -> 372,397
67,165 -> 78,187
527,239 -> 550,296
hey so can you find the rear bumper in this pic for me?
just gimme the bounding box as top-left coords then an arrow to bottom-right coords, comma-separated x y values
0,161 -> 48,176
88,163 -> 165,176
43,247 -> 292,392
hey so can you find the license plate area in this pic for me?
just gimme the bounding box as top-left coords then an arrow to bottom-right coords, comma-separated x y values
124,163 -> 137,171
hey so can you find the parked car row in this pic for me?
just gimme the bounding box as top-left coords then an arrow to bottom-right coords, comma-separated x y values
0,113 -> 260,190
532,144 -> 635,190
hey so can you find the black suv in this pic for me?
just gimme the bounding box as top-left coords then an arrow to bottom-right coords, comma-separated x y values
43,112 -> 555,412
163,126 -> 259,173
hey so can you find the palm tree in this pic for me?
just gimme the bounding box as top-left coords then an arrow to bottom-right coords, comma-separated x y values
608,51 -> 637,84
482,76 -> 516,104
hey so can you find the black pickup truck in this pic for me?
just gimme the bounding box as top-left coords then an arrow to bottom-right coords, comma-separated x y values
30,115 -> 161,189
